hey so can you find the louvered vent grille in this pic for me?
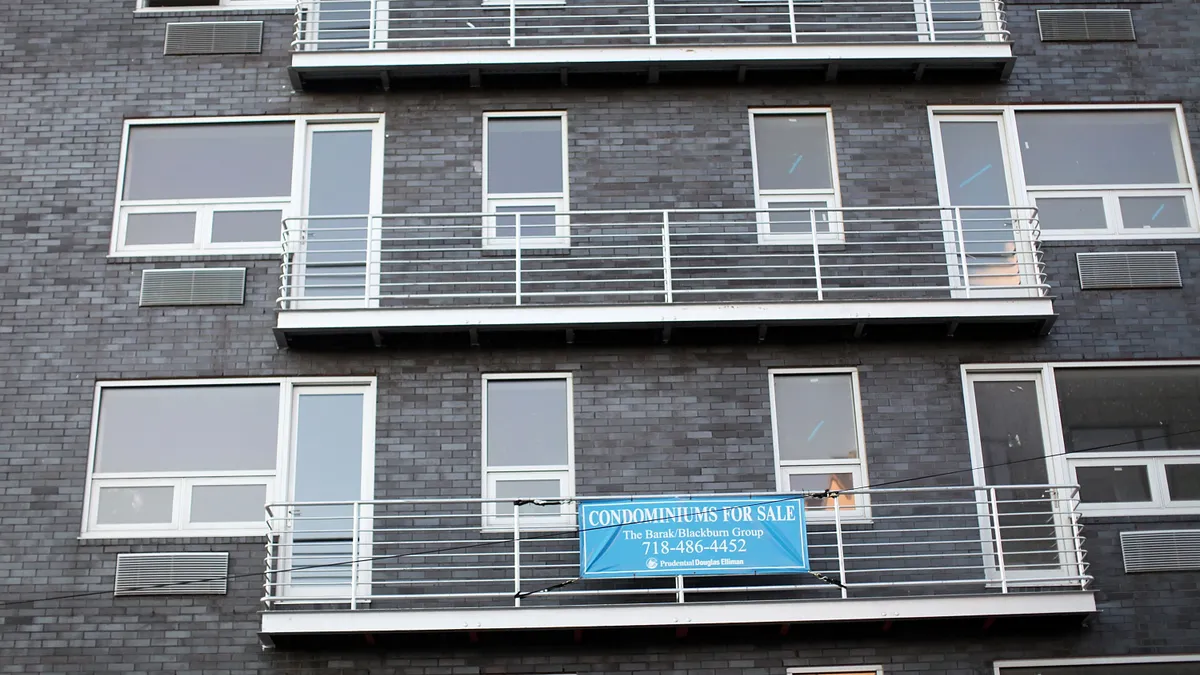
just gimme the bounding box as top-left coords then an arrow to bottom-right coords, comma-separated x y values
1076,251 -> 1181,290
114,552 -> 229,596
140,268 -> 247,306
164,21 -> 263,55
1038,9 -> 1135,42
1121,530 -> 1200,573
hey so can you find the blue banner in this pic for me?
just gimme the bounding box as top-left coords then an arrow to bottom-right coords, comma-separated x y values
579,496 -> 809,578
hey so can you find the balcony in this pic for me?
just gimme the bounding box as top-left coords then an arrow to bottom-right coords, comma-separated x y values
274,206 -> 1053,345
259,485 -> 1095,642
289,0 -> 1014,88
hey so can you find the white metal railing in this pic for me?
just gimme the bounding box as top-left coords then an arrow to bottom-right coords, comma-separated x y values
262,485 -> 1090,610
277,206 -> 1046,311
291,0 -> 1010,52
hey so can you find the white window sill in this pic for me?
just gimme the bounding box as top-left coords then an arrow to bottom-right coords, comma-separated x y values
80,527 -> 266,540
1077,505 -> 1200,518
481,0 -> 565,6
1040,231 -> 1200,242
109,248 -> 279,259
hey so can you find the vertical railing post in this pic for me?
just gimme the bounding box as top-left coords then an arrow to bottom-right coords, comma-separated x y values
987,487 -> 1009,593
349,501 -> 361,610
787,0 -> 797,43
675,575 -> 685,603
1068,487 -> 1088,589
647,0 -> 658,45
263,506 -> 275,609
509,0 -> 517,47
954,207 -> 971,297
810,209 -> 824,301
514,213 -> 522,306
923,0 -> 937,41
661,210 -> 673,304
832,495 -> 848,599
513,504 -> 522,607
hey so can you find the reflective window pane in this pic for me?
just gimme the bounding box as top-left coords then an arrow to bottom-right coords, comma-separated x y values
303,129 -> 372,298
95,385 -> 280,473
486,379 -> 571,467
766,202 -> 830,234
189,484 -> 268,523
494,479 -> 564,517
788,472 -> 855,511
1056,367 -> 1200,453
1034,196 -> 1107,231
211,209 -> 284,243
1075,465 -> 1153,503
1016,111 -> 1186,187
1006,664 -> 1200,675
774,374 -> 860,462
487,118 -> 564,195
1119,195 -> 1191,230
752,115 -> 833,191
125,212 -> 196,246
494,204 -> 558,239
123,123 -> 294,200
96,486 -> 174,525
1166,464 -> 1200,501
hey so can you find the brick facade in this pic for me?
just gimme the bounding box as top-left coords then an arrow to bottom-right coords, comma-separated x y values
2,0 -> 1200,672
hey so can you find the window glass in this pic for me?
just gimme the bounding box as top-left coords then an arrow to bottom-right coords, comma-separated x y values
210,210 -> 284,243
495,204 -> 558,239
1119,195 -> 1191,230
753,115 -> 833,191
1004,663 -> 1200,675
95,385 -> 280,473
766,202 -> 831,234
1034,197 -> 1107,231
1165,464 -> 1200,501
487,118 -> 564,195
189,484 -> 268,523
1055,367 -> 1200,454
486,379 -> 570,467
774,374 -> 860,462
494,479 -> 564,517
1075,465 -> 1153,503
1016,111 -> 1186,187
788,472 -> 855,510
123,123 -> 294,201
96,486 -> 174,525
124,212 -> 196,245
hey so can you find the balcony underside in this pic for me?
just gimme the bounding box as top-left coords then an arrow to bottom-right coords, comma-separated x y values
274,297 -> 1056,347
260,590 -> 1094,642
289,42 -> 1014,89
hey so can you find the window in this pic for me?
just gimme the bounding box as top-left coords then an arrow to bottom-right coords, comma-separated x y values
483,112 -> 569,248
749,109 -> 843,243
482,374 -> 575,529
112,115 -> 383,256
769,369 -> 869,518
1055,367 -> 1200,513
139,0 -> 293,10
931,105 -> 1200,239
996,655 -> 1200,675
83,378 -> 375,538
962,363 -> 1200,516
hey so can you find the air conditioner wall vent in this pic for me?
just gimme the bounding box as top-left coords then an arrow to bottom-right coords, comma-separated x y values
164,21 -> 264,55
114,552 -> 229,596
1076,251 -> 1181,290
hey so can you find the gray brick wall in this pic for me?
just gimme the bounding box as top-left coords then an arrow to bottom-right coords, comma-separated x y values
2,0 -> 1200,672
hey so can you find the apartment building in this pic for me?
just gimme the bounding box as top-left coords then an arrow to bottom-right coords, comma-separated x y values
2,0 -> 1199,672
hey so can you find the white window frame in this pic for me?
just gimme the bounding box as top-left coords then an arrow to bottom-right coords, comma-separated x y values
482,111 -> 571,249
481,0 -> 564,6
749,108 -> 845,245
929,104 -> 1200,240
481,372 -> 576,530
81,376 -> 377,539
769,368 -> 871,521
110,114 -> 385,257
789,667 -> 884,675
961,360 -> 1200,517
137,0 -> 296,12
995,655 -> 1200,674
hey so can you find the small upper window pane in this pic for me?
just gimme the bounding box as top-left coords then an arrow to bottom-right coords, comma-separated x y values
1165,463 -> 1200,501
96,385 -> 280,473
753,114 -> 833,191
486,379 -> 570,467
123,123 -> 295,201
1075,465 -> 1153,503
774,374 -> 860,462
1056,367 -> 1200,453
1034,197 -> 1107,231
1119,195 -> 1191,230
487,118 -> 564,195
1016,111 -> 1186,187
